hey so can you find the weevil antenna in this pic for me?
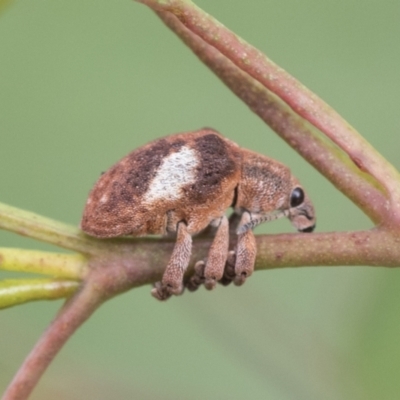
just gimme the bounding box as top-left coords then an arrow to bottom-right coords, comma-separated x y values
237,209 -> 290,235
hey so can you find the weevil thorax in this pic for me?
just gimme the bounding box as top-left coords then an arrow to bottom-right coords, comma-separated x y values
236,149 -> 292,214
235,149 -> 316,233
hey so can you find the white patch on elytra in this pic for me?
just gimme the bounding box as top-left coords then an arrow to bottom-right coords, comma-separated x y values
144,146 -> 198,203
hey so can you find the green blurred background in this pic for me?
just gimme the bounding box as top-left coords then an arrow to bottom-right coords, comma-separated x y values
1,1 -> 399,399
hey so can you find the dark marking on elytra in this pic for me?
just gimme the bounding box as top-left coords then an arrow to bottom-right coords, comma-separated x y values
101,138 -> 185,206
190,134 -> 239,202
121,138 -> 174,199
171,139 -> 185,149
81,137 -> 187,236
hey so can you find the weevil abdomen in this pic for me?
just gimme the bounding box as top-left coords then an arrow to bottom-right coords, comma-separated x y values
81,129 -> 242,238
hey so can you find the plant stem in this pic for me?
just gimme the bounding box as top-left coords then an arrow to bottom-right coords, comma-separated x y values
5,226 -> 400,398
137,0 -> 400,203
4,3 -> 400,398
0,279 -> 80,309
2,281 -> 103,400
0,248 -> 88,279
154,11 -> 388,225
0,202 -> 106,255
254,228 -> 400,269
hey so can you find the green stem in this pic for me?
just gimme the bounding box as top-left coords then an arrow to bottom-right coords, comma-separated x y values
0,248 -> 88,279
0,279 -> 80,309
0,202 -> 104,255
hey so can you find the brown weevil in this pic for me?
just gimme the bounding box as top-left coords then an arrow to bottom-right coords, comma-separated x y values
81,128 -> 316,301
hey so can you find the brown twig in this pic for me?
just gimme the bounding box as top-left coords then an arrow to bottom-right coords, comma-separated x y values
2,282 -> 103,400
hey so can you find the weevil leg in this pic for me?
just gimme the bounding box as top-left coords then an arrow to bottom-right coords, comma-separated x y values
232,212 -> 257,286
219,250 -> 236,286
203,215 -> 229,290
186,260 -> 206,292
186,215 -> 229,291
151,221 -> 192,301
219,212 -> 241,286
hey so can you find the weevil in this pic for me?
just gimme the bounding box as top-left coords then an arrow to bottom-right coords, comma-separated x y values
81,128 -> 316,300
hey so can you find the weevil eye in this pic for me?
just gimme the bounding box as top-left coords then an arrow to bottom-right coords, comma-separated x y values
290,187 -> 305,208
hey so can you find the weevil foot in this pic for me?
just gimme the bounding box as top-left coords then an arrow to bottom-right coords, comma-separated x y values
204,277 -> 217,290
231,229 -> 256,286
233,272 -> 247,286
204,258 -> 226,291
186,261 -> 206,292
232,258 -> 252,287
219,251 -> 236,286
151,281 -> 184,301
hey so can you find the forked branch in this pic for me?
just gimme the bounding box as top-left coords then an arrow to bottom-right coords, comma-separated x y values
3,1 -> 400,399
153,10 -> 387,225
137,0 -> 400,213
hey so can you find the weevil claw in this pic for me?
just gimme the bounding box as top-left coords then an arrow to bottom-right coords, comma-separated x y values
151,281 -> 183,301
233,272 -> 247,286
204,277 -> 217,290
219,250 -> 236,286
185,261 -> 205,292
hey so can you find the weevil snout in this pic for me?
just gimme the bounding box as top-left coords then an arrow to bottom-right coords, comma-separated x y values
288,187 -> 316,233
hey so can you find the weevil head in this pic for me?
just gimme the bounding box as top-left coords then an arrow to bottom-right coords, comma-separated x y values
287,181 -> 316,233
236,150 -> 316,234
236,183 -> 316,234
